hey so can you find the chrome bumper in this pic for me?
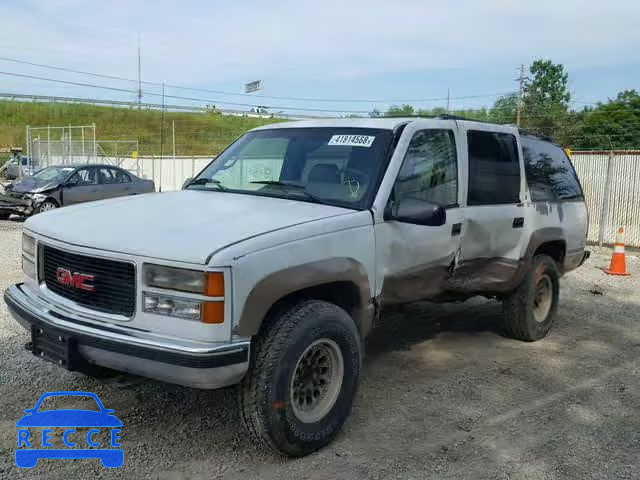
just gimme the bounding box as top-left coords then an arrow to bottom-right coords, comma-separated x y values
4,283 -> 250,389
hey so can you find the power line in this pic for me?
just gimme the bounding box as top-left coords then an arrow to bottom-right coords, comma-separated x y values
0,55 -> 514,104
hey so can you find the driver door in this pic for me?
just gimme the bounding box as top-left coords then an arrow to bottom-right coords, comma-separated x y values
373,120 -> 465,303
62,167 -> 99,206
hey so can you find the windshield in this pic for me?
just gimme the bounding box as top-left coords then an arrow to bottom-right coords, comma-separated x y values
189,127 -> 394,209
32,166 -> 75,182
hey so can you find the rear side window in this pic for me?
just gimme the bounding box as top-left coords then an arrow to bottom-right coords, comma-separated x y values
467,130 -> 520,205
110,168 -> 131,183
521,137 -> 583,201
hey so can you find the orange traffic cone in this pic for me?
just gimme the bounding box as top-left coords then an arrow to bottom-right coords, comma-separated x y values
605,227 -> 631,276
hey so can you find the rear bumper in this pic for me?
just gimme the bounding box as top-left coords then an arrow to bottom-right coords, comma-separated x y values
4,283 -> 250,389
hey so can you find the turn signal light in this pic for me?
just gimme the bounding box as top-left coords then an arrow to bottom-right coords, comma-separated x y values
205,272 -> 225,297
201,302 -> 224,324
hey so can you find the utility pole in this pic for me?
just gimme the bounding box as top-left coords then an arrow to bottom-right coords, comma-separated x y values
137,36 -> 142,109
446,87 -> 450,114
516,64 -> 525,127
159,83 -> 165,192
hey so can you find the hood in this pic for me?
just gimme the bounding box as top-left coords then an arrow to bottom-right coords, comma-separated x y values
9,176 -> 60,193
26,190 -> 353,264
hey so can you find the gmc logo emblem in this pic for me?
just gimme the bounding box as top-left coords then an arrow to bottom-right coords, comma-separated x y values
56,267 -> 95,292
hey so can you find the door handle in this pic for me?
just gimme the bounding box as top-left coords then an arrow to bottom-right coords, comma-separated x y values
512,217 -> 524,228
451,223 -> 462,236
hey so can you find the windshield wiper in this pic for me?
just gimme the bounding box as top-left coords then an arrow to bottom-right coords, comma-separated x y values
250,180 -> 330,205
185,178 -> 228,191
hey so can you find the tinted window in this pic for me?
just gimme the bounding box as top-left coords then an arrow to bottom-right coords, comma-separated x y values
393,129 -> 458,207
109,168 -> 131,183
522,137 -> 583,201
67,168 -> 97,186
467,130 -> 520,205
97,168 -> 116,184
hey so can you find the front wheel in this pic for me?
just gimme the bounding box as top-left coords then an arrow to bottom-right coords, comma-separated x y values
502,254 -> 560,341
239,300 -> 362,457
35,200 -> 58,214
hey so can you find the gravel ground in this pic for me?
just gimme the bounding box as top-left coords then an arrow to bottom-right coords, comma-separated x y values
1,217 -> 639,479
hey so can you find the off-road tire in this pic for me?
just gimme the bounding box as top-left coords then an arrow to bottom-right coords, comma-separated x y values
502,254 -> 560,341
239,299 -> 362,457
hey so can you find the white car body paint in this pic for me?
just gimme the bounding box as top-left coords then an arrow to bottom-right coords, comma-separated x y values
6,117 -> 589,390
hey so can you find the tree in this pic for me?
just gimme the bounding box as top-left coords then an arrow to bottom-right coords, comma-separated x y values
572,90 -> 640,149
387,104 -> 415,116
489,94 -> 518,124
522,59 -> 571,138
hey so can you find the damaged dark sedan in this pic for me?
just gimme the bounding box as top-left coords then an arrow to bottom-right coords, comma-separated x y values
0,164 -> 155,219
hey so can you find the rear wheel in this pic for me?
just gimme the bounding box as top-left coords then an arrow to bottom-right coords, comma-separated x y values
239,300 -> 362,457
502,254 -> 560,341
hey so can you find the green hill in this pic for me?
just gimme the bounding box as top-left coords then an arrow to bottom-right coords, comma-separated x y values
0,100 -> 283,159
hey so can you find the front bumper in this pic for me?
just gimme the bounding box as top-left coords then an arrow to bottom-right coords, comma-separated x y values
0,193 -> 33,216
4,283 -> 250,389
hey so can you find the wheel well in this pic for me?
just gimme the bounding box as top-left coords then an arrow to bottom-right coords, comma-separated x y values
39,197 -> 59,207
263,281 -> 362,330
533,240 -> 566,266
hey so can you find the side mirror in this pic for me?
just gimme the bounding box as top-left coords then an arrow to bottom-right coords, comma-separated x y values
182,177 -> 193,190
385,198 -> 446,226
64,182 -> 76,188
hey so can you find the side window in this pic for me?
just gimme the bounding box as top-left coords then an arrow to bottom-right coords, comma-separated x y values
67,168 -> 97,186
392,129 -> 458,207
467,130 -> 520,205
110,168 -> 131,183
522,137 -> 583,201
97,168 -> 116,184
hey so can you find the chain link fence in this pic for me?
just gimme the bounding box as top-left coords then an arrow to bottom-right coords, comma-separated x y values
572,150 -> 640,248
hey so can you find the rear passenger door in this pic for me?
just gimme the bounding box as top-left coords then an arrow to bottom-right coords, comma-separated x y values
452,125 -> 527,292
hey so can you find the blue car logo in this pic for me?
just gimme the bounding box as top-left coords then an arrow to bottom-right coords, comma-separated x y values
15,391 -> 123,468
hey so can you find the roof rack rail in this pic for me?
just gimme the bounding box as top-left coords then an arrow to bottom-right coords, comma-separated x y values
518,128 -> 555,143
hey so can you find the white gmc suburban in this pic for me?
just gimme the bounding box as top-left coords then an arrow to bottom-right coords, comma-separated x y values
5,117 -> 589,456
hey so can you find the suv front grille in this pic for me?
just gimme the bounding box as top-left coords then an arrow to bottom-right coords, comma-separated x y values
41,245 -> 136,317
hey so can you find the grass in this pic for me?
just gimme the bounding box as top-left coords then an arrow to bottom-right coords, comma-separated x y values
0,100 -> 284,156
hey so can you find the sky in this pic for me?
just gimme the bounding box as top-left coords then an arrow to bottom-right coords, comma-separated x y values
0,0 -> 639,116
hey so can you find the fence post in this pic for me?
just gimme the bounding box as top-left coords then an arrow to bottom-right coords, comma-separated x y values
598,151 -> 615,246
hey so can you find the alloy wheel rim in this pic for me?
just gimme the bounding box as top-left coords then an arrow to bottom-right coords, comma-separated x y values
533,274 -> 553,323
290,338 -> 344,424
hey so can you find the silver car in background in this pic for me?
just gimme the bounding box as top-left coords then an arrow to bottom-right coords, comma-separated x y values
0,164 -> 155,219
5,155 -> 34,180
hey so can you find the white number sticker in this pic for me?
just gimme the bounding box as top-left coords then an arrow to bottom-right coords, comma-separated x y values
328,135 -> 375,148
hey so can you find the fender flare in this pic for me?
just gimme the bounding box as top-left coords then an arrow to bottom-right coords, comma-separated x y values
236,257 -> 373,337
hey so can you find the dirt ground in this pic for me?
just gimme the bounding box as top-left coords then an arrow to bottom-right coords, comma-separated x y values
0,217 -> 639,479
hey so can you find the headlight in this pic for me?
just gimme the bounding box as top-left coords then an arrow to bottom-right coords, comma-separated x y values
143,264 -> 224,296
143,293 -> 202,320
144,264 -> 205,293
143,293 -> 224,323
22,256 -> 36,280
22,233 -> 36,258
